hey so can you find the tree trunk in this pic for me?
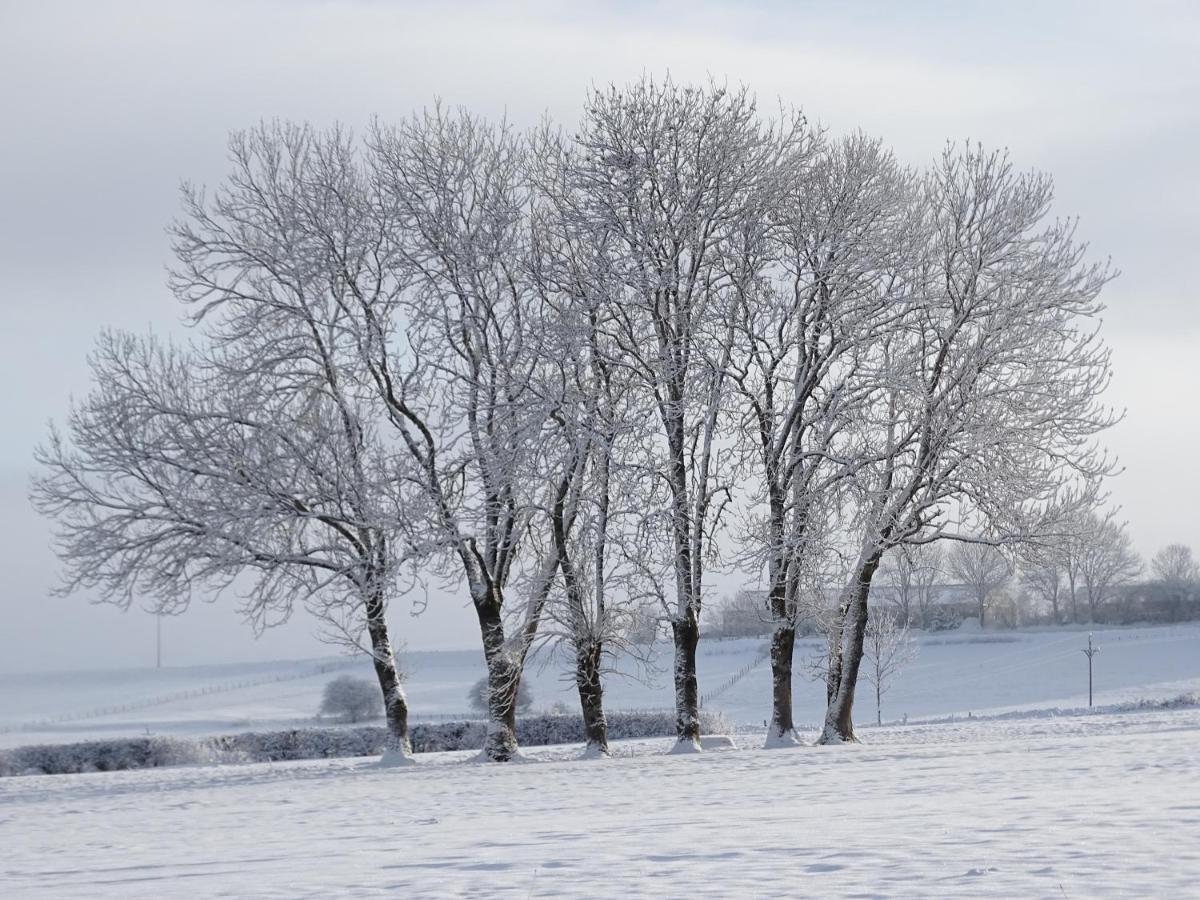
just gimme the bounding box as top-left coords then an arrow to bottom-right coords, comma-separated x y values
820,551 -> 883,744
474,590 -> 521,762
876,680 -> 882,727
762,488 -> 802,748
765,623 -> 800,747
576,639 -> 609,757
670,612 -> 702,751
978,592 -> 987,628
364,588 -> 413,767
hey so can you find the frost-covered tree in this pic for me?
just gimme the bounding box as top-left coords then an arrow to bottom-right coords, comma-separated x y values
1019,548 -> 1066,624
725,131 -> 917,747
883,541 -> 944,629
553,78 -> 788,750
33,333 -> 419,765
947,541 -> 1013,628
862,607 -> 917,726
467,675 -> 533,715
522,127 -> 668,757
361,109 -> 558,761
1150,543 -> 1197,619
1151,544 -> 1198,587
322,675 -> 384,723
1079,514 -> 1141,621
821,144 -> 1117,743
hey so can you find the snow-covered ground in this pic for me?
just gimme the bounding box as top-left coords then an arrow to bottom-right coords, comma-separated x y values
3,622 -> 1200,896
3,703 -> 1199,897
3,622 -> 1198,747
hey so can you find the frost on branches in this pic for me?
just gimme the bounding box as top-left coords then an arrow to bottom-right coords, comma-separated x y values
35,80 -> 1119,761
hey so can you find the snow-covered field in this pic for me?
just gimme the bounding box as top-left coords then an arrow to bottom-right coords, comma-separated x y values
3,622 -> 1199,747
3,702 -> 1199,897
3,623 -> 1200,896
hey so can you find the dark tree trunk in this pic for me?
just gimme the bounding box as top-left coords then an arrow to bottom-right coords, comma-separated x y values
474,590 -> 521,762
763,488 -> 801,747
671,612 -> 702,750
364,587 -> 412,766
766,623 -> 799,746
825,613 -> 844,707
576,639 -> 609,757
820,551 -> 883,744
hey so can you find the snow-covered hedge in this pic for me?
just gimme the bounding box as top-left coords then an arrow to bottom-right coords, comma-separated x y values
0,736 -> 215,777
0,710 -> 730,776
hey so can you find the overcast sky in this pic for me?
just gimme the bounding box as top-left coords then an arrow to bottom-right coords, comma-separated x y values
1,0 -> 1197,673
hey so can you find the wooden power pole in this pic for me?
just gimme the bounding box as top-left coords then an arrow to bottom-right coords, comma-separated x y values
1082,632 -> 1099,707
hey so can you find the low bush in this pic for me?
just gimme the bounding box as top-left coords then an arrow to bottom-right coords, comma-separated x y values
0,710 -> 730,776
319,675 -> 382,723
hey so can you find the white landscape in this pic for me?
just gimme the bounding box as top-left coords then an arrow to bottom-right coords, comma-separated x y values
4,708 -> 1200,899
5,3 -> 1200,897
4,625 -> 1200,747
3,624 -> 1200,897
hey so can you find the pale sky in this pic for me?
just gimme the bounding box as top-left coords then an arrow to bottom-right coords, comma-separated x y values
1,0 -> 1197,672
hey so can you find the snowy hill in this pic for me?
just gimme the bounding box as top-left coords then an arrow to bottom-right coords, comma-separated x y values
2,622 -> 1198,749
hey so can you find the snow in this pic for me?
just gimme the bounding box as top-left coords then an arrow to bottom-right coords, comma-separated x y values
3,703 -> 1199,897
4,622 -> 1197,749
2,622 -> 1199,895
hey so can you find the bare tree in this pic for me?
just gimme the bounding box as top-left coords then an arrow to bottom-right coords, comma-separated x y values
724,131 -> 917,747
1019,550 -> 1066,624
909,542 -> 944,630
879,554 -> 916,628
33,330 -> 421,765
821,144 -> 1117,743
322,675 -> 384,723
1151,543 -> 1198,585
880,541 -> 944,629
1151,543 -> 1198,620
554,78 -> 787,750
364,109 -> 556,761
529,241 -> 659,756
947,541 -> 1013,628
862,607 -> 918,726
1079,514 -> 1142,621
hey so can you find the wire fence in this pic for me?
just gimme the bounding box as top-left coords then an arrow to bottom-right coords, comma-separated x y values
700,642 -> 772,708
1,658 -> 360,734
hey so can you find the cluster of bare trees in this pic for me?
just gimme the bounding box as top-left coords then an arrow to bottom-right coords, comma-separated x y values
1019,510 -> 1141,625
33,78 -> 1117,761
1020,531 -> 1200,626
878,516 -> 1197,630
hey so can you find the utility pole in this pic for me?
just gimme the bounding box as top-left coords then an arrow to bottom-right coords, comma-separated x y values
1082,632 -> 1098,707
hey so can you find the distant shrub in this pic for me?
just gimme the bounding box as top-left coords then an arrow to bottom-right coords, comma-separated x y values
467,676 -> 534,714
926,608 -> 962,632
320,675 -> 382,723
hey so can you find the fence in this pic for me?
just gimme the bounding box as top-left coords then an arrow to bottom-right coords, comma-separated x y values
2,658 -> 360,735
700,642 -> 772,708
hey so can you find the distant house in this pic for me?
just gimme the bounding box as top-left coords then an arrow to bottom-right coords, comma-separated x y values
712,589 -> 773,638
868,582 -> 979,629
